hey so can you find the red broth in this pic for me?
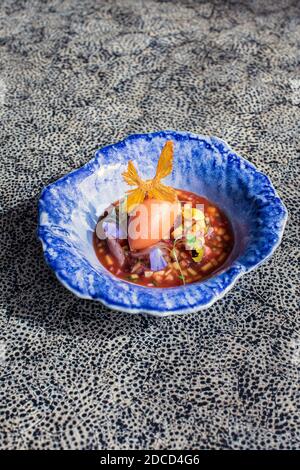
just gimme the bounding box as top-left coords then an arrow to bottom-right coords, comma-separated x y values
93,189 -> 234,287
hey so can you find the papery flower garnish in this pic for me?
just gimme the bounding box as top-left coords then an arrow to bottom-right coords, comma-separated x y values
149,247 -> 168,271
122,141 -> 177,212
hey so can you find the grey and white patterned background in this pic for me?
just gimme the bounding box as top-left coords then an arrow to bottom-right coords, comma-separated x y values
0,0 -> 299,450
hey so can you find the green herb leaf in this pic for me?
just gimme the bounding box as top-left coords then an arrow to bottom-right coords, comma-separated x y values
186,234 -> 197,245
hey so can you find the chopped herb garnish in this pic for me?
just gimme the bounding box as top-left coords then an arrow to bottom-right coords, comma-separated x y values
169,238 -> 186,285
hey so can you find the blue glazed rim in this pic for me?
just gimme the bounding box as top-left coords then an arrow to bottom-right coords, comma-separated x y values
38,131 -> 288,316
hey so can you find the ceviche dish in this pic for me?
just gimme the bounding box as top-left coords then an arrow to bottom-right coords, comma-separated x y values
93,141 -> 234,287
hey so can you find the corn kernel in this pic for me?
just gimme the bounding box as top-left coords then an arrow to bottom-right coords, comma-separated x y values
218,253 -> 227,263
187,267 -> 197,276
201,261 -> 213,272
105,254 -> 113,265
144,271 -> 153,278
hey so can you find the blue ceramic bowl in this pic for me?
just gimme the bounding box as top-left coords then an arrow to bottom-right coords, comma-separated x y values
38,131 -> 287,316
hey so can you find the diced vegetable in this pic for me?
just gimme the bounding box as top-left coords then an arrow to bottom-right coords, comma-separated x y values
218,252 -> 227,263
144,271 -> 153,278
216,227 -> 225,235
105,254 -> 113,265
187,267 -> 197,276
201,261 -> 213,272
153,273 -> 163,283
206,206 -> 217,216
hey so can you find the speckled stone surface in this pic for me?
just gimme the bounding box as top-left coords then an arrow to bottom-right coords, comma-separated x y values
0,0 -> 299,450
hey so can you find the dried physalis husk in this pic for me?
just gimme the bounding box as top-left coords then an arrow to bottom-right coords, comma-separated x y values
122,141 -> 177,212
